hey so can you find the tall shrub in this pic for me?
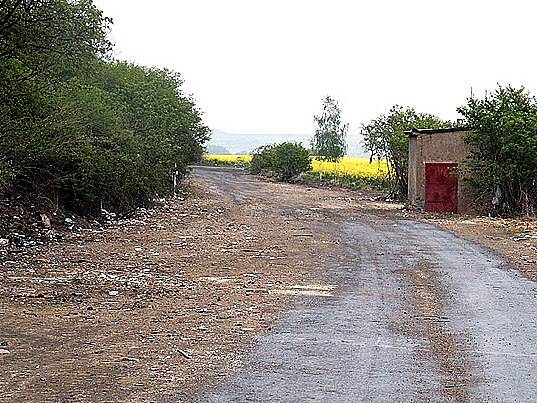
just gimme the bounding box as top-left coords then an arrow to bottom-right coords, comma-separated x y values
458,85 -> 537,215
0,1 -> 210,215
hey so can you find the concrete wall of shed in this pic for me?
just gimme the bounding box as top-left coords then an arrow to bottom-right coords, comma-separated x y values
408,130 -> 474,213
408,135 -> 418,206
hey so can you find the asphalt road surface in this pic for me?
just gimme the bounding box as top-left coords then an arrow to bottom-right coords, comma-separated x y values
194,166 -> 537,403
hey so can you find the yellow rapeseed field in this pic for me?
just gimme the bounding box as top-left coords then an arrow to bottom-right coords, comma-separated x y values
311,157 -> 388,178
203,154 -> 388,179
203,154 -> 252,164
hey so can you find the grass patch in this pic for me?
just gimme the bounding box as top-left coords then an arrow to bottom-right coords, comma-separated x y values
298,171 -> 392,191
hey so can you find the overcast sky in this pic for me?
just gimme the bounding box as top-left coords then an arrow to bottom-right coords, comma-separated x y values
94,0 -> 537,135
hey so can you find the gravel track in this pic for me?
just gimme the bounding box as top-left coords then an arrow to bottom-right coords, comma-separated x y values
195,166 -> 537,402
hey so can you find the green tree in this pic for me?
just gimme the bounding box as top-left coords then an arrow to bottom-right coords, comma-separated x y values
0,0 -> 111,97
361,106 -> 448,198
0,1 -> 210,215
457,85 -> 537,215
0,0 -> 112,197
32,61 -> 210,213
311,96 -> 348,162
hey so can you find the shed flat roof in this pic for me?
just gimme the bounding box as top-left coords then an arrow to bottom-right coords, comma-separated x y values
405,127 -> 470,136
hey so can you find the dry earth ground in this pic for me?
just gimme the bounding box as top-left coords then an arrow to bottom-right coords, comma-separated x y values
0,179 -> 333,401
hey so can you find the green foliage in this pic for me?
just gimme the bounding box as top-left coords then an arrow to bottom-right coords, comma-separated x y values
0,0 -> 112,97
250,144 -> 276,175
311,96 -> 348,162
250,143 -> 311,181
361,106 -> 449,198
457,85 -> 537,215
270,143 -> 312,181
0,1 -> 209,215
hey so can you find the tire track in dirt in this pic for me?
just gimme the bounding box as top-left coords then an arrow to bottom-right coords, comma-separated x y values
396,260 -> 477,402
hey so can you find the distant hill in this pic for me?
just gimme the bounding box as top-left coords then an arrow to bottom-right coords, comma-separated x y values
206,130 -> 367,156
205,144 -> 230,154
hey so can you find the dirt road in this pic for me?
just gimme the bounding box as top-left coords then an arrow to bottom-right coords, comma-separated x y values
1,166 -> 536,402
195,167 -> 537,402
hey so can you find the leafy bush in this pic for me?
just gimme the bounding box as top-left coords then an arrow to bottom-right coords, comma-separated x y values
250,144 -> 276,174
458,85 -> 537,215
0,1 -> 209,215
250,142 -> 311,181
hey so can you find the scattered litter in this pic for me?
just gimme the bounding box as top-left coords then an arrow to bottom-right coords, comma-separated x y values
460,220 -> 476,225
513,235 -> 536,242
200,276 -> 233,284
177,349 -> 192,359
271,284 -> 337,297
40,214 -> 51,229
100,208 -> 117,221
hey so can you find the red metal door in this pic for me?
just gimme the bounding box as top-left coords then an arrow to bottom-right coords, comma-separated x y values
425,163 -> 458,213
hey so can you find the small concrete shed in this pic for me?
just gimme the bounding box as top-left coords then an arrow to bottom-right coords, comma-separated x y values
407,127 -> 472,213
